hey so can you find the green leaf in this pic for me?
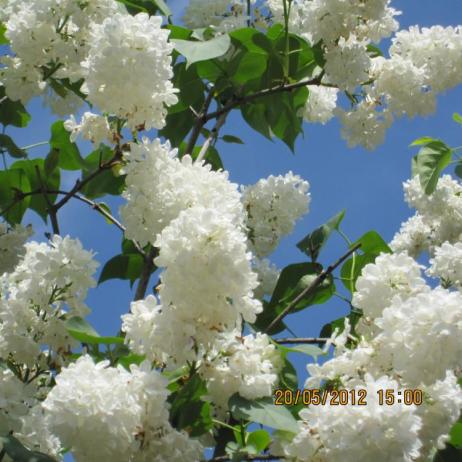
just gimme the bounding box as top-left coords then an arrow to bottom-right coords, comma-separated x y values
98,254 -> 145,286
0,434 -> 57,462
0,86 -> 31,128
340,253 -> 377,293
159,109 -> 195,148
0,23 -> 8,45
172,34 -> 231,66
455,162 -> 462,180
229,28 -> 272,55
0,169 -> 31,224
11,159 -> 60,223
297,210 -> 345,261
413,140 -> 452,195
242,102 -> 272,140
168,62 -> 205,114
434,444 -> 462,462
81,145 -> 125,199
230,52 -> 268,85
366,44 -> 383,58
453,113 -> 462,125
228,394 -> 299,433
0,134 -> 27,158
277,343 -> 323,358
254,263 -> 334,334
153,0 -> 171,17
247,430 -> 271,453
450,423 -> 462,448
66,316 -> 124,345
115,0 -> 159,15
44,149 -> 60,176
49,121 -> 84,171
319,311 -> 362,339
187,144 -> 224,171
169,375 -> 213,437
222,135 -> 244,144
410,136 -> 438,147
352,230 -> 392,255
279,357 -> 298,390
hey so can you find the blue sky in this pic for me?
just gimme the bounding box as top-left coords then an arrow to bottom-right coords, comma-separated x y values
5,0 -> 462,388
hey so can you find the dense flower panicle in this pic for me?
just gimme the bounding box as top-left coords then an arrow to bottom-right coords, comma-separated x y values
0,368 -> 36,434
64,112 -> 112,145
253,258 -> 280,299
324,37 -> 371,92
81,13 -> 177,130
120,138 -> 244,247
284,374 -> 422,462
303,86 -> 338,124
427,242 -> 462,288
391,175 -> 462,256
296,0 -> 399,45
183,0 -> 233,29
0,223 -> 32,275
0,0 -> 122,108
242,172 -> 310,258
418,371 -> 462,455
390,25 -> 462,93
41,356 -> 203,462
352,252 -> 429,321
199,332 -> 282,411
337,99 -> 393,150
0,236 -> 98,365
375,287 -> 462,386
155,206 -> 262,326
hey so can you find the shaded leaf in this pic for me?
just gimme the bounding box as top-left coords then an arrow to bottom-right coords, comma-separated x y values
229,394 -> 298,433
66,316 -> 124,345
98,254 -> 145,286
0,169 -> 31,224
0,134 -> 26,158
0,86 -> 31,128
49,121 -> 84,171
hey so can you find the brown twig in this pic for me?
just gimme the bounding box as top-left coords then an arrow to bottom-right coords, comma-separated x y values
185,87 -> 215,155
265,243 -> 362,333
134,247 -> 159,301
275,337 -> 329,345
205,74 -> 325,122
196,110 -> 229,163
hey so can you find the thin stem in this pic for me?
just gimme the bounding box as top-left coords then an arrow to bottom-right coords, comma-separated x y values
35,165 -> 60,235
205,74 -> 324,122
265,243 -> 362,333
196,110 -> 229,163
185,87 -> 215,155
276,337 -> 328,345
134,247 -> 159,301
213,419 -> 237,433
336,229 -> 357,293
20,141 -> 49,150
210,455 -> 282,461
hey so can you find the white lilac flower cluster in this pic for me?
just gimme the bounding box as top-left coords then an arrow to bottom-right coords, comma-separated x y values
0,223 -> 32,275
277,188 -> 462,461
1,1 -> 177,129
0,235 -> 98,366
183,0 -> 255,32
391,175 -> 462,257
39,356 -> 203,462
81,13 -> 177,130
120,139 -> 302,408
241,172 -> 311,257
64,112 -> 113,146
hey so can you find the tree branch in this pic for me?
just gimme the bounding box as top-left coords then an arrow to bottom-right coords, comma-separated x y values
34,165 -> 60,235
185,87 -> 215,155
134,247 -> 159,301
276,337 -> 329,345
265,243 -> 362,333
196,110 -> 229,163
210,455 -> 282,461
205,74 -> 325,122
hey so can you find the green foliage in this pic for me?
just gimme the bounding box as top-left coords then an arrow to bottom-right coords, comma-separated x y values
0,434 -> 57,462
254,262 -> 335,334
340,230 -> 392,293
319,310 -> 362,340
11,158 -> 60,222
172,34 -> 232,66
228,394 -> 299,433
115,0 -> 170,16
81,145 -> 125,199
99,254 -> 145,286
0,23 -> 8,44
449,422 -> 462,448
0,168 -> 31,224
0,134 -> 27,158
222,135 -> 244,144
297,210 -> 345,261
411,139 -> 452,195
434,444 -> 462,462
0,86 -> 31,128
169,374 -> 213,437
49,121 -> 84,171
66,316 -> 124,345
